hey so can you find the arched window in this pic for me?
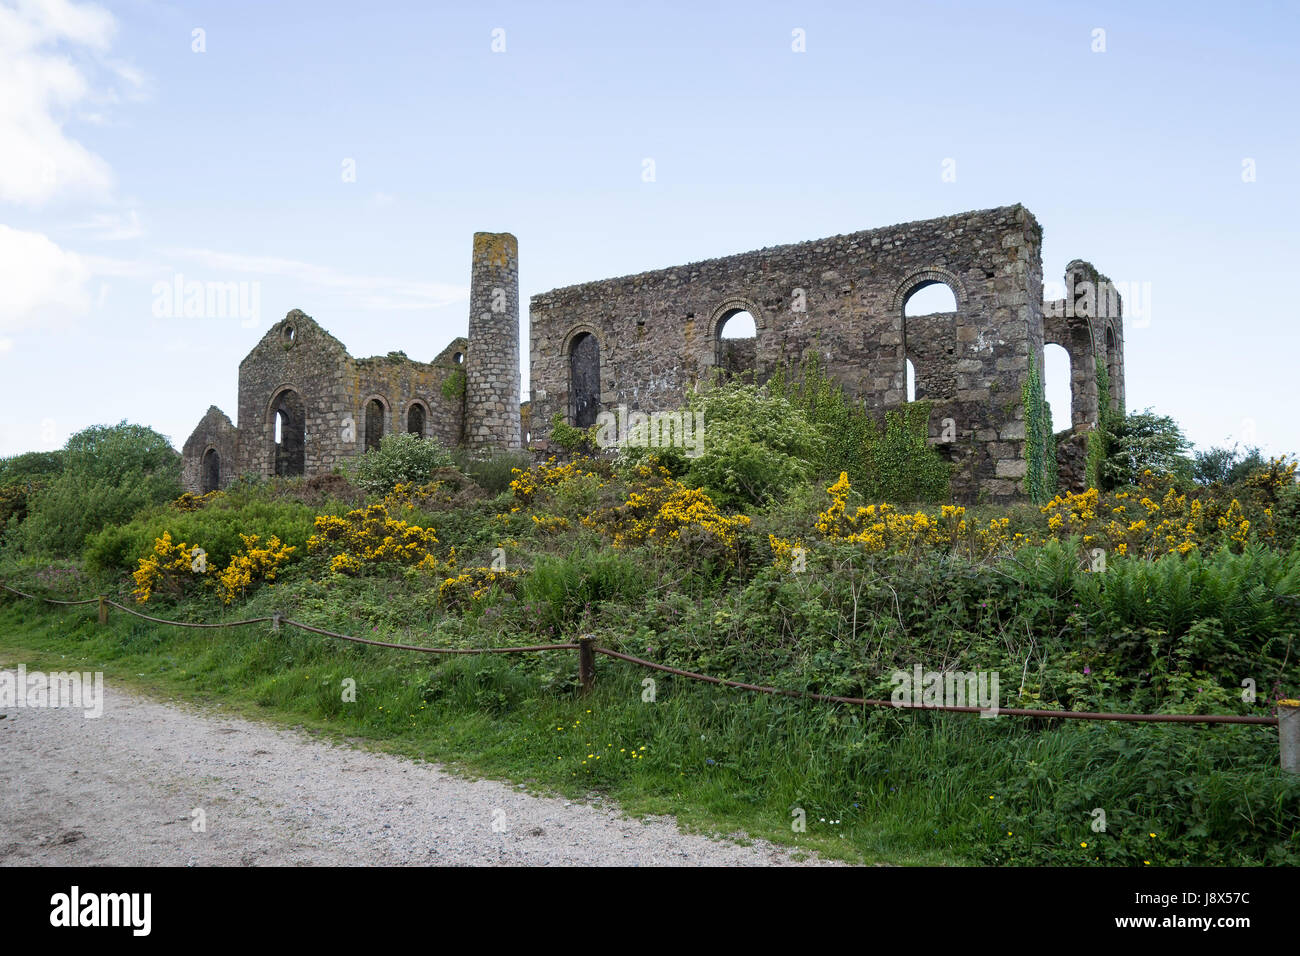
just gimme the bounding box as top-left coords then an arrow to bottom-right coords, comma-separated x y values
201,448 -> 220,493
271,389 -> 305,477
365,399 -> 386,452
903,282 -> 958,317
569,332 -> 600,428
407,403 -> 426,438
1044,343 -> 1072,434
900,278 -> 959,404
715,309 -> 757,380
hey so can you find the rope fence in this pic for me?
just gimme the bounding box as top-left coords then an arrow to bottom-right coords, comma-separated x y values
3,579 -> 1296,769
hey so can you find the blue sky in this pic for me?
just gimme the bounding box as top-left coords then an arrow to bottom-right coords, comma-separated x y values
2,0 -> 1297,458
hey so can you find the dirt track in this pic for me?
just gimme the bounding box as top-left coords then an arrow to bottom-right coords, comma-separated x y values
0,669 -> 835,866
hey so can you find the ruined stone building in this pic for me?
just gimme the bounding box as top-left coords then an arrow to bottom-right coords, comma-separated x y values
530,204 -> 1124,502
183,206 -> 1125,503
181,233 -> 519,493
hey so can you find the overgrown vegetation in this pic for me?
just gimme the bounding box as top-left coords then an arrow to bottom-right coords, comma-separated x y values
1022,355 -> 1056,503
1,375 -> 1297,866
1102,410 -> 1194,490
4,422 -> 179,556
766,356 -> 950,503
351,431 -> 457,495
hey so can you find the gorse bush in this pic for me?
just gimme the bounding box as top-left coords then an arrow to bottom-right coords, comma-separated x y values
352,432 -> 457,496
85,493 -> 318,578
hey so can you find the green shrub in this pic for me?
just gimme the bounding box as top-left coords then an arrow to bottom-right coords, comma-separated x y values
84,495 -> 319,579
352,432 -> 456,496
521,550 -> 648,634
0,450 -> 65,486
1193,444 -> 1266,487
768,354 -> 873,484
768,356 -> 950,504
548,414 -> 598,454
440,368 -> 466,401
8,422 -> 180,557
683,382 -> 824,509
0,451 -> 67,537
1102,410 -> 1193,490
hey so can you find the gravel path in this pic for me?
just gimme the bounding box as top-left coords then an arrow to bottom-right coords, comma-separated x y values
0,669 -> 836,866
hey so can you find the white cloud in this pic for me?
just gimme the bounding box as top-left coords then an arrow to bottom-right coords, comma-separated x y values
0,0 -> 131,206
0,223 -> 92,327
166,247 -> 469,313
69,208 -> 143,240
0,338 -> 13,356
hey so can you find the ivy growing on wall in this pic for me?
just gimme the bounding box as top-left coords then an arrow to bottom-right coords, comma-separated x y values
1085,356 -> 1110,490
1021,354 -> 1056,503
441,368 -> 466,401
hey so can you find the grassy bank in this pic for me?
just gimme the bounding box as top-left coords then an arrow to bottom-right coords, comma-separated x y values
1,590 -> 1294,867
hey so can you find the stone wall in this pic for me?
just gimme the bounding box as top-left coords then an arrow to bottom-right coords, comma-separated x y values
182,309 -> 468,491
1043,259 -> 1127,429
178,213 -> 1126,502
180,406 -> 239,492
529,204 -> 1055,503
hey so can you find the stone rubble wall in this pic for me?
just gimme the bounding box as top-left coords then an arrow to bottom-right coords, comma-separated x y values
529,204 -> 1057,502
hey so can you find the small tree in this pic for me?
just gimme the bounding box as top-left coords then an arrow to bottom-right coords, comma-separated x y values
10,422 -> 181,557
1101,409 -> 1193,489
1193,444 -> 1266,486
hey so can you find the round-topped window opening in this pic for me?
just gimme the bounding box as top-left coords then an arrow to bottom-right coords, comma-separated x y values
281,324 -> 297,346
453,352 -> 464,364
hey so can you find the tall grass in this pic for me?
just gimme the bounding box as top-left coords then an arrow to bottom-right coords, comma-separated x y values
0,592 -> 1295,866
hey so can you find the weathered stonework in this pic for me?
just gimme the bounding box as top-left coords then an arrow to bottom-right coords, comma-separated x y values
464,232 -> 522,453
181,406 -> 238,493
182,232 -> 528,491
182,206 -> 1123,503
529,204 -> 1125,503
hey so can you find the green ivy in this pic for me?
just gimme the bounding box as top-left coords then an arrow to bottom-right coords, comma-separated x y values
863,401 -> 951,503
768,356 -> 949,503
1022,355 -> 1056,503
548,414 -> 597,454
441,369 -> 466,401
1086,357 -> 1110,490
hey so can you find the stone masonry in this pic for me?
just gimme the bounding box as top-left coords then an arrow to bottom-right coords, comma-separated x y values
182,206 -> 1123,503
464,233 -> 522,454
529,204 -> 1125,503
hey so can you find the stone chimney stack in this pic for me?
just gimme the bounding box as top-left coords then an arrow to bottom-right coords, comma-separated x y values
464,232 -> 522,454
